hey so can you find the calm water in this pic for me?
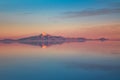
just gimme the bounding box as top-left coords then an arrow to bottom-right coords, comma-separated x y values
0,41 -> 120,80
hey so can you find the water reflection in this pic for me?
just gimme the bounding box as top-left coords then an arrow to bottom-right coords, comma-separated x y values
0,41 -> 120,80
19,40 -> 65,48
0,39 -> 107,48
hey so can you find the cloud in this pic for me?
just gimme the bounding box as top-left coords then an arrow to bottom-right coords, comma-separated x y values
62,8 -> 120,18
110,2 -> 120,7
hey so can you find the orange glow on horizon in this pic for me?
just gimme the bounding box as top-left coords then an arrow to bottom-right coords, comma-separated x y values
0,23 -> 120,39
41,45 -> 47,49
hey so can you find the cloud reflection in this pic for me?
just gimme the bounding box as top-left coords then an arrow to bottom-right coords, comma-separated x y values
66,62 -> 120,71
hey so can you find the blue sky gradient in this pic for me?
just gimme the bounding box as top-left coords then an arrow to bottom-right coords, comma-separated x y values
0,0 -> 120,39
0,0 -> 119,12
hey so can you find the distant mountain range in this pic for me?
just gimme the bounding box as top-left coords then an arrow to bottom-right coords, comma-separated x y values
0,33 -> 109,43
18,33 -> 65,42
0,33 -> 108,42
0,33 -> 111,48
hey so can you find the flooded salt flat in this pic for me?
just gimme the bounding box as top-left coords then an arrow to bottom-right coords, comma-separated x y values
0,41 -> 120,80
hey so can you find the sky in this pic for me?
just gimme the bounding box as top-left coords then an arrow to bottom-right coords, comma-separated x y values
0,0 -> 120,39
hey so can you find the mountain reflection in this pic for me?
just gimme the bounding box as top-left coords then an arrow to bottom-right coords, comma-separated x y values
1,39 -> 119,48
0,40 -> 87,48
18,40 -> 65,48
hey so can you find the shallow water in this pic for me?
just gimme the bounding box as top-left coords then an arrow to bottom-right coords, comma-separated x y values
0,41 -> 120,80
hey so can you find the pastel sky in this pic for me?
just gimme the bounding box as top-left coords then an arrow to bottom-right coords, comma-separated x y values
0,0 -> 120,39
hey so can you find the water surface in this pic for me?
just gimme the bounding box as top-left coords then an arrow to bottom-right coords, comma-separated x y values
0,41 -> 120,80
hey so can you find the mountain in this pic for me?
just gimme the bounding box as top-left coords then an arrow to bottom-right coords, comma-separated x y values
17,33 -> 65,42
17,33 -> 89,43
0,33 -> 111,48
98,38 -> 109,41
0,33 -> 110,48
0,33 -> 109,43
0,39 -> 15,43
